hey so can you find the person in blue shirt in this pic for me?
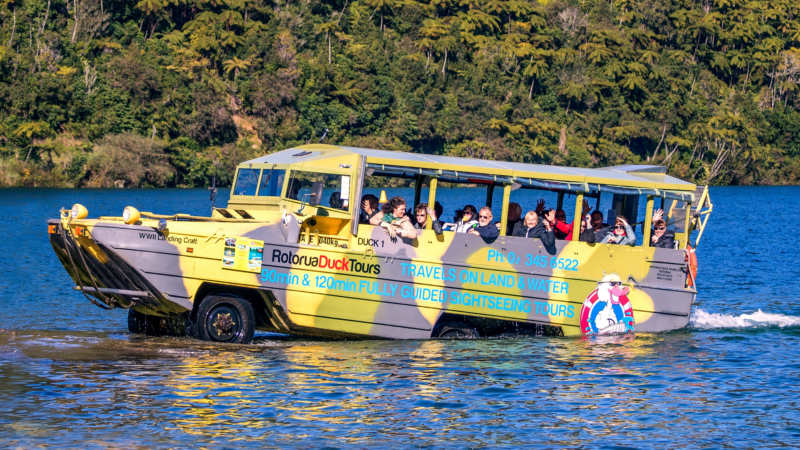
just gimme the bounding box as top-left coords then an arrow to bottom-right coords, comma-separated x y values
468,206 -> 499,244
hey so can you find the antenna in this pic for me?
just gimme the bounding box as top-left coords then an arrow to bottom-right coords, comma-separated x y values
209,175 -> 217,214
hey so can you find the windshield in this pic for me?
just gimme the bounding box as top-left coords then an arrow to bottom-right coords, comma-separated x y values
286,171 -> 350,210
233,168 -> 260,196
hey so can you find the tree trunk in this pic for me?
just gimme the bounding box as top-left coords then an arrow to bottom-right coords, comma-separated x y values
528,78 -> 534,100
558,126 -> 567,154
441,48 -> 447,77
7,12 -> 15,48
71,0 -> 79,43
650,123 -> 667,161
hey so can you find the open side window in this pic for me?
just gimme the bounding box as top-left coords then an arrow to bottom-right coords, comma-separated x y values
284,170 -> 352,246
286,171 -> 350,212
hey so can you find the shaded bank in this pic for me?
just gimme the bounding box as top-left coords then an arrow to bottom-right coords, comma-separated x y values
2,1 -> 800,187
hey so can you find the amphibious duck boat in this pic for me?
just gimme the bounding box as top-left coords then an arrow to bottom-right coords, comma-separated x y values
48,144 -> 712,343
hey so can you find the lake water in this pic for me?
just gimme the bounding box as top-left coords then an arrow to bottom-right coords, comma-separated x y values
1,187 -> 800,447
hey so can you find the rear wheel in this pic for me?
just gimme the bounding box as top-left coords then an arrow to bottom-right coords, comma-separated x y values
128,308 -> 151,334
128,309 -> 188,336
195,295 -> 255,344
436,321 -> 479,339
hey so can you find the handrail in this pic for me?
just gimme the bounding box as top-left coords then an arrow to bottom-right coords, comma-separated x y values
98,212 -> 262,223
691,186 -> 713,247
58,213 -> 114,310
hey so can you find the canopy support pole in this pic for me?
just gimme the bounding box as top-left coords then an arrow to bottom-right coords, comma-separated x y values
499,184 -> 511,236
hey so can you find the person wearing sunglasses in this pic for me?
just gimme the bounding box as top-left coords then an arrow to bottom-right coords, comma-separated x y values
600,215 -> 635,246
447,204 -> 478,233
468,206 -> 500,243
413,202 -> 443,234
566,217 -> 596,243
651,208 -> 675,248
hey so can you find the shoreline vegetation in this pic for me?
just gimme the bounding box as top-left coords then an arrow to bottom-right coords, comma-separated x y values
2,0 -> 799,188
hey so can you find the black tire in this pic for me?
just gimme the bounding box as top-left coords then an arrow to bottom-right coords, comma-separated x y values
195,295 -> 255,344
436,321 -> 479,339
128,308 -> 150,334
128,309 -> 189,336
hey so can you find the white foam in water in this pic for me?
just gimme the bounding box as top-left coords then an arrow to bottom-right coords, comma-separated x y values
690,308 -> 800,329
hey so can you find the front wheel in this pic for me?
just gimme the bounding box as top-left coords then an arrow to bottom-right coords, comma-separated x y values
195,295 -> 255,344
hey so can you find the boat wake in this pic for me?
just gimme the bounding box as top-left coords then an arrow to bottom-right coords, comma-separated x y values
690,308 -> 800,329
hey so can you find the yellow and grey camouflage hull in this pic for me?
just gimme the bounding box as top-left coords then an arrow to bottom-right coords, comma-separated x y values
49,214 -> 694,340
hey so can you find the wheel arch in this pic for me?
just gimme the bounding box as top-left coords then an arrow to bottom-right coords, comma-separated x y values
192,283 -> 271,328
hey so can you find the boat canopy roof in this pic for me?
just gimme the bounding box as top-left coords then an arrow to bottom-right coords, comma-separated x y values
241,144 -> 696,202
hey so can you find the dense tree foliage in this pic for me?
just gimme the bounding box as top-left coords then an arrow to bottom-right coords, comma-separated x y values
1,0 -> 799,187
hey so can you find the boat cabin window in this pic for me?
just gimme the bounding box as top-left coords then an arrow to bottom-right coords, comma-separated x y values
233,168 -> 260,196
257,169 -> 285,197
286,170 -> 350,211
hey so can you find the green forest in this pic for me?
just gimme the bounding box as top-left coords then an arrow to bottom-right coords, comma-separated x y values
1,0 -> 799,187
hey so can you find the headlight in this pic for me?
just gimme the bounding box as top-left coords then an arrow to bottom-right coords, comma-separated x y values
122,206 -> 140,224
70,203 -> 88,219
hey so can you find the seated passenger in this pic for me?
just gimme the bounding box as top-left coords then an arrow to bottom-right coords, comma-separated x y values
565,217 -> 596,243
381,196 -> 417,239
542,208 -> 557,231
434,201 -> 443,222
601,215 -> 635,246
553,200 -> 590,239
512,210 -> 556,255
359,194 -> 384,225
505,202 -> 522,236
413,202 -> 443,234
553,209 -> 570,239
651,209 -> 675,248
468,206 -> 499,243
590,210 -> 609,241
445,204 -> 478,233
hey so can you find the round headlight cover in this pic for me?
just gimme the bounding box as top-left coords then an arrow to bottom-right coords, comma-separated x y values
122,206 -> 140,224
71,203 -> 88,219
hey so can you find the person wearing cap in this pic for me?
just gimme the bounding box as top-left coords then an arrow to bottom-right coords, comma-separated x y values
651,208 -> 675,248
468,206 -> 499,243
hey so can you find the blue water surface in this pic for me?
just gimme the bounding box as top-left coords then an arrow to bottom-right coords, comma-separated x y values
0,186 -> 799,447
